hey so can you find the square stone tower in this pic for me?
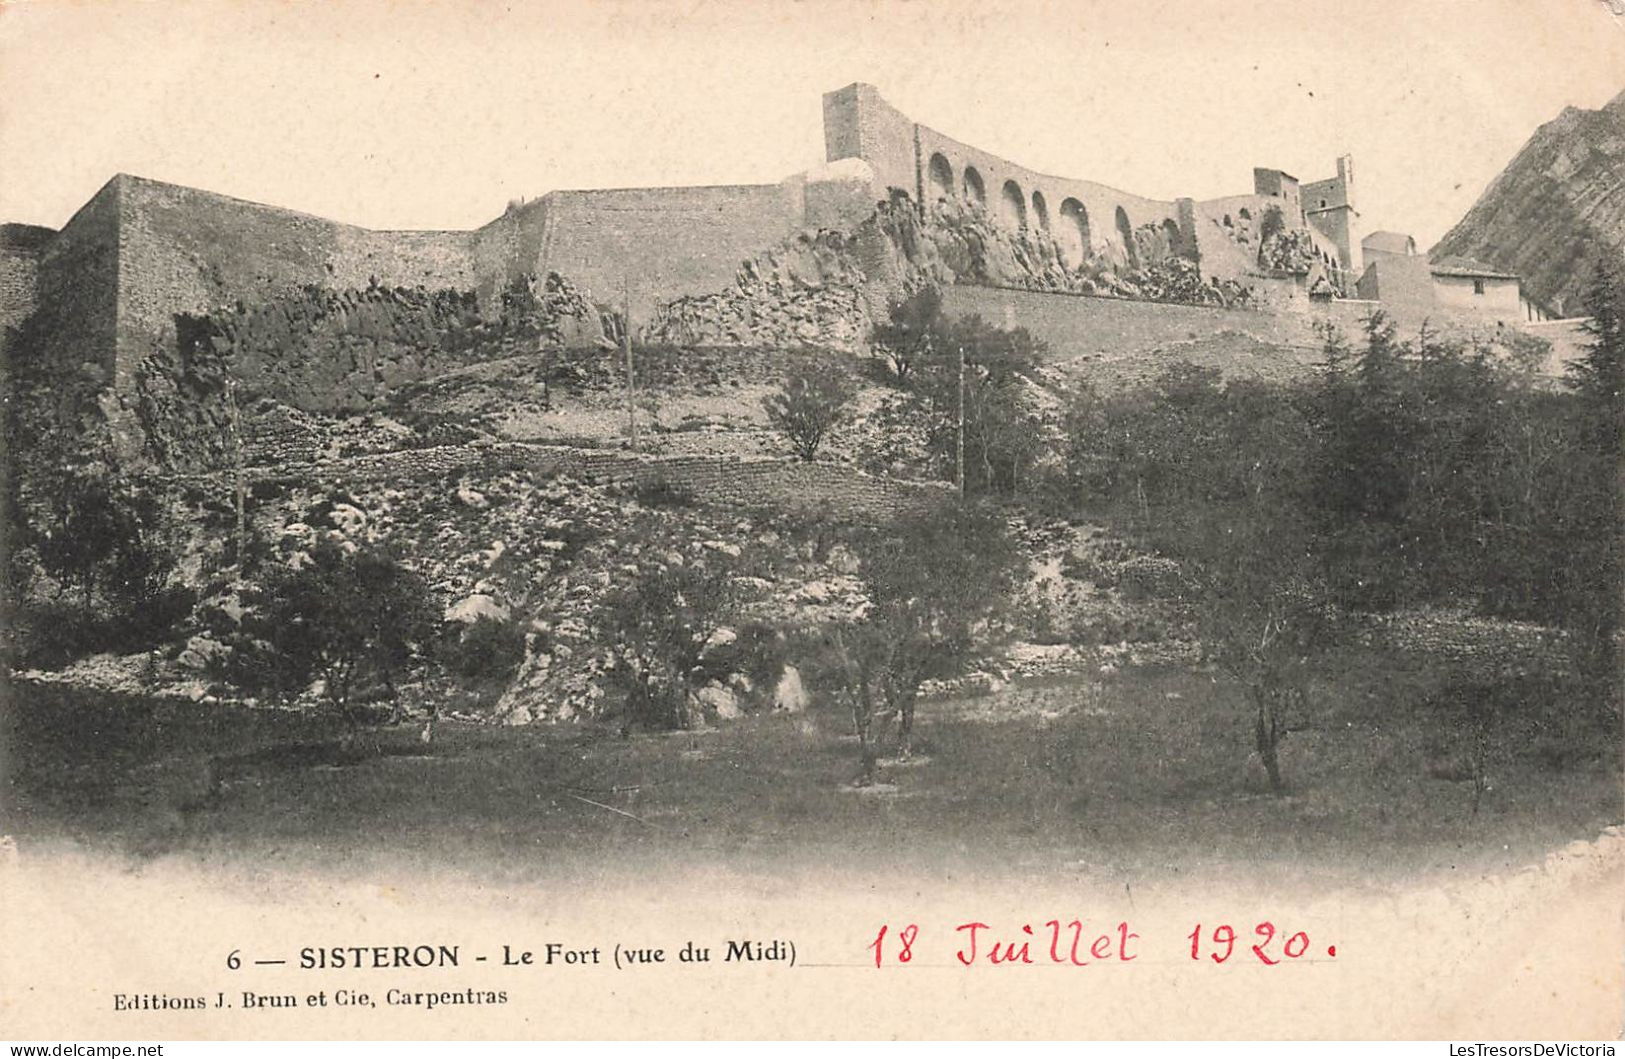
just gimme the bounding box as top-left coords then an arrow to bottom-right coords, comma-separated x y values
1303,155 -> 1362,274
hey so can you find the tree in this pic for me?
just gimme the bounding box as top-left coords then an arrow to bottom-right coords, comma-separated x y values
871,287 -> 946,383
1063,361 -> 1325,791
835,499 -> 1021,782
1558,251 -> 1625,687
1566,250 -> 1625,417
242,541 -> 440,730
762,358 -> 858,462
916,312 -> 1046,496
599,542 -> 738,731
1183,510 -> 1329,794
32,467 -> 174,612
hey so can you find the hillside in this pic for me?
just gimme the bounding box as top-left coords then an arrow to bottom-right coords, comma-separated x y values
1431,88 -> 1625,316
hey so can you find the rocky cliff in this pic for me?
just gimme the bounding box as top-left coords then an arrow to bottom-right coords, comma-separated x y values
1431,89 -> 1625,317
131,274 -> 607,471
640,193 -> 1247,352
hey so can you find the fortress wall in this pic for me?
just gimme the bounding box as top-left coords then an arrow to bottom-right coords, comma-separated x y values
1190,204 -> 1264,284
913,121 -> 1183,263
488,183 -> 808,320
1306,298 -> 1385,335
25,181 -> 122,377
1192,194 -> 1353,289
941,284 -> 1321,359
116,177 -> 479,373
328,227 -> 480,292
0,225 -> 54,335
1300,298 -> 1574,373
1248,272 -> 1312,314
822,83 -> 1187,269
471,197 -> 552,308
471,184 -> 811,319
822,83 -> 919,202
801,167 -> 886,232
943,286 -> 1567,385
0,246 -> 42,335
1523,318 -> 1593,375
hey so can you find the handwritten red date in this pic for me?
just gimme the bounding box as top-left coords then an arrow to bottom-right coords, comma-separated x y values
871,921 -> 1138,967
870,921 -> 1335,967
1188,921 -> 1333,964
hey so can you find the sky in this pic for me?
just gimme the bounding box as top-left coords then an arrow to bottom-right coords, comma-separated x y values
1,0 -> 1623,249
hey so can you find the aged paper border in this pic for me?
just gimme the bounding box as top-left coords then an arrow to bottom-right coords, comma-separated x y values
1,0 -> 1622,1040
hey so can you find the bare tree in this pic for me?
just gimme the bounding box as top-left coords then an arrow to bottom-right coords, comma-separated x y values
762,358 -> 858,462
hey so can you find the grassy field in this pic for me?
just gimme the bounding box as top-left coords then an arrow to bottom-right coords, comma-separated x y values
4,654 -> 1618,889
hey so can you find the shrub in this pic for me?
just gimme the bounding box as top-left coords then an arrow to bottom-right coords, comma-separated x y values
632,477 -> 696,509
30,470 -> 176,612
235,542 -> 440,725
599,538 -> 739,731
837,498 -> 1023,778
452,616 -> 529,682
762,357 -> 858,462
698,621 -> 788,699
12,602 -> 117,670
871,287 -> 945,383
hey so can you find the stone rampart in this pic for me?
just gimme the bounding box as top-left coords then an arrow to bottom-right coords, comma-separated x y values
476,183 -> 808,320
822,83 -> 1190,272
115,175 -> 480,365
0,225 -> 53,335
942,284 -> 1322,359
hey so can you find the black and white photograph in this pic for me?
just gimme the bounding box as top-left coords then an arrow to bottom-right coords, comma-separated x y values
1,0 -> 1621,1043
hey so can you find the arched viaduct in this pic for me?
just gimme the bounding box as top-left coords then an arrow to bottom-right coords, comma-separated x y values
823,82 -> 1196,271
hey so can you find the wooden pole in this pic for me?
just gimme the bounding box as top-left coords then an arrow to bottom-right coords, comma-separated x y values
623,277 -> 638,451
956,342 -> 965,495
227,374 -> 246,585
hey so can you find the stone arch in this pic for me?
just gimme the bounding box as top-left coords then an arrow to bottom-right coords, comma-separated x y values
927,153 -> 954,208
1115,205 -> 1139,269
998,180 -> 1027,230
1031,190 -> 1050,230
962,166 -> 986,208
1162,218 -> 1182,258
1058,198 -> 1091,268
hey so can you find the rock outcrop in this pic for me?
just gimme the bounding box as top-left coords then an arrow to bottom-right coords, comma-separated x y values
1432,89 -> 1625,317
640,194 -> 1238,353
132,273 -> 607,471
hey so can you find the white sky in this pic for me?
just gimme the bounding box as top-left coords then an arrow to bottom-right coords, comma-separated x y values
1,0 -> 1622,248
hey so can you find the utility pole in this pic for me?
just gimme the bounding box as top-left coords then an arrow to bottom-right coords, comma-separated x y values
623,276 -> 638,451
956,342 -> 966,496
226,373 -> 246,587
539,328 -> 551,412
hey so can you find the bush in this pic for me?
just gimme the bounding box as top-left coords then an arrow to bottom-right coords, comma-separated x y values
871,287 -> 944,383
632,477 -> 696,509
762,357 -> 858,461
873,294 -> 1048,496
11,586 -> 195,671
697,621 -> 788,700
27,469 -> 179,614
12,603 -> 118,670
451,616 -> 529,682
234,542 -> 440,724
599,536 -> 739,731
837,498 -> 1023,776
